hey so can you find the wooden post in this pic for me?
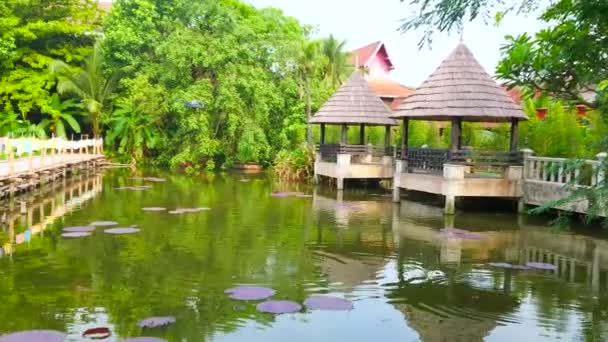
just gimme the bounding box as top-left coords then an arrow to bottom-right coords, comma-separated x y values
450,118 -> 462,152
400,118 -> 409,159
320,124 -> 326,145
510,118 -> 519,151
384,125 -> 391,147
359,124 -> 365,145
8,142 -> 15,177
340,124 -> 347,144
27,138 -> 33,173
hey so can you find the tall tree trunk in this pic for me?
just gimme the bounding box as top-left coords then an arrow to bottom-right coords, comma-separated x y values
92,111 -> 100,137
305,77 -> 312,146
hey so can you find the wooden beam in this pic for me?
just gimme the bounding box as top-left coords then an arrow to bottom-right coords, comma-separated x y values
384,125 -> 391,146
401,119 -> 409,159
320,124 -> 325,145
450,118 -> 462,151
341,124 -> 347,144
510,118 -> 519,151
359,124 -> 365,145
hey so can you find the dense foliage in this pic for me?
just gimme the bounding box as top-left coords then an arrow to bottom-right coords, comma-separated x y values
0,0 -> 100,131
0,0 -> 349,170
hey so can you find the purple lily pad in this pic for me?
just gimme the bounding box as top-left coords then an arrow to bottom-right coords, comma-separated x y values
257,300 -> 302,314
143,177 -> 166,182
142,207 -> 166,212
526,262 -> 558,271
62,232 -> 92,238
90,221 -> 118,227
104,227 -> 140,235
122,338 -> 167,342
296,194 -> 313,198
440,228 -> 470,234
137,316 -> 176,328
0,330 -> 66,342
225,286 -> 276,300
270,192 -> 291,197
63,226 -> 95,233
488,262 -> 513,268
512,265 -> 532,270
303,296 -> 353,311
168,210 -> 183,214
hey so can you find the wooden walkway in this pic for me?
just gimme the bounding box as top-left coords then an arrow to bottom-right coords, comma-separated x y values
0,137 -> 105,198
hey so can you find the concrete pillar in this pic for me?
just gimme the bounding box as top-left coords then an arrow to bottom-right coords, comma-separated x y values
596,152 -> 607,184
520,148 -> 534,179
393,160 -> 403,203
336,153 -> 350,190
443,164 -> 465,215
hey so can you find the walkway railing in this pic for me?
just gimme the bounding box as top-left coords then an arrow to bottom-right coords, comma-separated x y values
398,147 -> 523,174
524,154 -> 606,187
318,144 -> 392,163
0,137 -> 103,178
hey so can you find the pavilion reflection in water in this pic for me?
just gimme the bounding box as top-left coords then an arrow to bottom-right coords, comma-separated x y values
0,172 -> 103,257
310,190 -> 608,341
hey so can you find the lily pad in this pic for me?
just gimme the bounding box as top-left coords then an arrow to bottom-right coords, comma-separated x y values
225,286 -> 276,300
63,226 -> 95,233
104,228 -> 140,235
526,262 -> 558,271
142,207 -> 166,212
488,262 -> 513,268
143,177 -> 166,182
62,232 -> 92,238
303,296 -> 353,311
90,221 -> 118,227
270,192 -> 291,197
122,338 -> 167,342
137,316 -> 176,328
296,194 -> 313,198
0,330 -> 66,342
256,300 -> 301,314
82,327 -> 111,339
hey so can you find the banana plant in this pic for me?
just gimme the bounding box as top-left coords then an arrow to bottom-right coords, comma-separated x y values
105,100 -> 163,163
38,94 -> 82,139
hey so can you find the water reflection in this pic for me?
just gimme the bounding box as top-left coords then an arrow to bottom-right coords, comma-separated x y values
0,173 -> 103,257
0,174 -> 607,341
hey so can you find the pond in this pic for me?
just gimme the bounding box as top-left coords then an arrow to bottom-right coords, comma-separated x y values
0,170 -> 607,341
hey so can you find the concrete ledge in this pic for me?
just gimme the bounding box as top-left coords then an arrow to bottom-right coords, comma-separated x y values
315,161 -> 394,179
398,172 -> 522,198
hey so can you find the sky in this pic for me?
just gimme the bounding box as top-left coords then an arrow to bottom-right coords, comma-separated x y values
246,0 -> 548,87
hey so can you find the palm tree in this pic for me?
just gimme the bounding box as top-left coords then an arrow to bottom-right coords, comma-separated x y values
321,34 -> 352,87
300,40 -> 320,145
50,42 -> 118,136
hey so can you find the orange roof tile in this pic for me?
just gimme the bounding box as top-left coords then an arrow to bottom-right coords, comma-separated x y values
367,78 -> 414,98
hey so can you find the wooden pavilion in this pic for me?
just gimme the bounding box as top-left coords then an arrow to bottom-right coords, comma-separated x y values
311,71 -> 398,190
391,42 -> 528,213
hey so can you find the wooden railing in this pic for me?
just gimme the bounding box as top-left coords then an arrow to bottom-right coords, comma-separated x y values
525,156 -> 605,186
317,144 -> 392,162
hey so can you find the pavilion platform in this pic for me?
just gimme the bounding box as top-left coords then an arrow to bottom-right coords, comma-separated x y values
310,71 -> 398,190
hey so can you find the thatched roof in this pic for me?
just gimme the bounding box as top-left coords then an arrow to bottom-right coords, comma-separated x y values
310,71 -> 398,126
393,43 -> 527,122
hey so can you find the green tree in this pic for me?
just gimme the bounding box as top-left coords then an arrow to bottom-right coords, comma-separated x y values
299,40 -> 320,145
0,0 -> 100,118
51,42 -> 119,136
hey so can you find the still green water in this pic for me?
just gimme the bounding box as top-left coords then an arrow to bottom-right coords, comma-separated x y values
1,170 -> 607,342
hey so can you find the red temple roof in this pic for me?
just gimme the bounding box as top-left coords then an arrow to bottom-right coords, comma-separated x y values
367,78 -> 414,98
350,41 -> 394,70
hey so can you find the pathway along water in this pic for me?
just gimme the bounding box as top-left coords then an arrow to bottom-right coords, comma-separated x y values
0,170 -> 607,341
